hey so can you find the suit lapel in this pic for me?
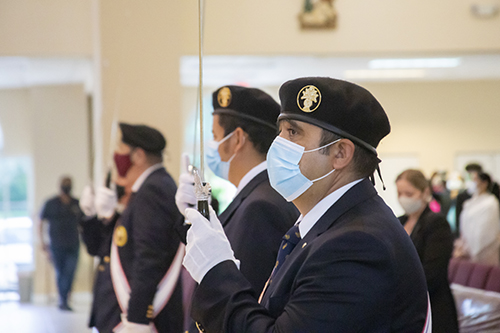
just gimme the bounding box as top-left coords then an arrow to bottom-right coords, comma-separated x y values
262,178 -> 378,304
219,171 -> 268,227
302,178 -> 378,242
409,206 -> 430,246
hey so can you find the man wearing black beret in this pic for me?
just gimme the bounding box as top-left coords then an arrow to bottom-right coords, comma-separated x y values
183,78 -> 430,332
90,123 -> 184,333
176,85 -> 299,329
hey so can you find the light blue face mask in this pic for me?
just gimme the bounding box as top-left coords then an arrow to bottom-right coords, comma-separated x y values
267,136 -> 341,202
206,131 -> 236,180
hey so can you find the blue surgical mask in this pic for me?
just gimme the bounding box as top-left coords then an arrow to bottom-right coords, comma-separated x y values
267,136 -> 341,201
206,131 -> 236,180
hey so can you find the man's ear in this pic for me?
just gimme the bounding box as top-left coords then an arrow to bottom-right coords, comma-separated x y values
331,139 -> 355,170
131,148 -> 146,166
232,127 -> 247,153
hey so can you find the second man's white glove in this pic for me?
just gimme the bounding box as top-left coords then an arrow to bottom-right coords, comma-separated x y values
183,206 -> 240,283
95,186 -> 117,220
175,173 -> 197,217
115,314 -> 152,333
79,185 -> 96,217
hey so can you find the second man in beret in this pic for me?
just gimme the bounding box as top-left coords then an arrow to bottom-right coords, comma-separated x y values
176,85 -> 299,329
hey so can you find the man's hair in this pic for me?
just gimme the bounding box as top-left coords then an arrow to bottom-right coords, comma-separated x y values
465,163 -> 482,173
478,172 -> 492,189
218,114 -> 278,155
319,129 -> 379,178
59,175 -> 72,185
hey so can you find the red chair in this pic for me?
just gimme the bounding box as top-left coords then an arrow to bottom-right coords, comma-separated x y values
448,257 -> 460,282
484,266 -> 500,292
468,263 -> 493,289
453,260 -> 475,286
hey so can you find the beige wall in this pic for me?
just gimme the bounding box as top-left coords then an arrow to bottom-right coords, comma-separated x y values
31,84 -> 93,296
181,0 -> 500,55
0,0 -> 92,56
99,0 -> 184,179
0,89 -> 32,155
0,84 -> 93,297
181,80 -> 500,179
2,0 -> 499,58
99,0 -> 500,182
364,80 -> 500,175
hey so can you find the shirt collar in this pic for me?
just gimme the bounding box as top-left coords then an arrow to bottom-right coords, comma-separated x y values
298,178 -> 364,238
131,163 -> 163,193
235,161 -> 267,196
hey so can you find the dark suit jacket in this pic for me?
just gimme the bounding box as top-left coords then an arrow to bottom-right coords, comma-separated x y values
455,190 -> 471,237
192,178 -> 428,332
118,167 -> 184,332
219,171 -> 299,293
80,214 -> 121,333
399,207 -> 459,333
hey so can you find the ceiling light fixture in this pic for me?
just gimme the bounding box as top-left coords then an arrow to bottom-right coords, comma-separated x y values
344,69 -> 426,80
369,58 -> 461,69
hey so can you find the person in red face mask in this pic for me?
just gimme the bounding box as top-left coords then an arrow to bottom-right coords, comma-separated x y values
79,174 -> 133,333
81,123 -> 184,333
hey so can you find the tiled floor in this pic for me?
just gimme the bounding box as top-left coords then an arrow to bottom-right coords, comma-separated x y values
0,301 -> 93,333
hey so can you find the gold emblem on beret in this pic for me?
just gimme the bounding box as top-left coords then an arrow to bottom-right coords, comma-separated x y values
114,225 -> 128,247
297,85 -> 321,112
217,87 -> 232,108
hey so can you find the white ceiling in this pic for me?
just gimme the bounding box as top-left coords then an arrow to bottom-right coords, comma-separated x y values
180,54 -> 500,87
0,54 -> 499,92
0,57 -> 93,92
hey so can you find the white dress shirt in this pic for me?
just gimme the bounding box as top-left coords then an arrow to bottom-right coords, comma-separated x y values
131,163 -> 164,193
234,161 -> 267,197
298,178 -> 363,238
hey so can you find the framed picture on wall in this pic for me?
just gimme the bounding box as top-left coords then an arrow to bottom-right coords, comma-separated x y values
299,0 -> 337,30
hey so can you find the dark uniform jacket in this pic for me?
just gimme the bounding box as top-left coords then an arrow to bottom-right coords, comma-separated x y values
79,214 -> 121,333
219,170 -> 299,293
192,178 -> 429,332
117,167 -> 184,332
184,171 -> 299,333
399,207 -> 459,333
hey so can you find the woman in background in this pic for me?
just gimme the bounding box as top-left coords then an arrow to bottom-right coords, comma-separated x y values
396,169 -> 458,333
459,172 -> 500,265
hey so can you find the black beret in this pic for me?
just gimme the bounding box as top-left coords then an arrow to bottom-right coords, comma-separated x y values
278,77 -> 390,156
119,123 -> 166,153
212,85 -> 280,130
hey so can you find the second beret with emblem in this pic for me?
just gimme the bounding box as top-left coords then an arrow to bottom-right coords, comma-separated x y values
212,85 -> 280,130
278,77 -> 390,156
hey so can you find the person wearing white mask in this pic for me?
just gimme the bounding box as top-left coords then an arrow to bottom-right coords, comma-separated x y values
455,163 -> 500,237
176,86 -> 299,332
182,77 -> 430,332
396,169 -> 458,333
176,86 -> 299,296
459,172 -> 500,265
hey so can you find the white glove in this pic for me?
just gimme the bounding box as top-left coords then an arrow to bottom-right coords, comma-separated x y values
79,185 -> 96,216
175,172 -> 196,217
115,314 -> 152,333
183,206 -> 240,283
95,186 -> 117,220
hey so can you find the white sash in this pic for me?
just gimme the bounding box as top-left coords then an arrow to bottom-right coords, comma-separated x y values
422,293 -> 432,333
110,241 -> 185,321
